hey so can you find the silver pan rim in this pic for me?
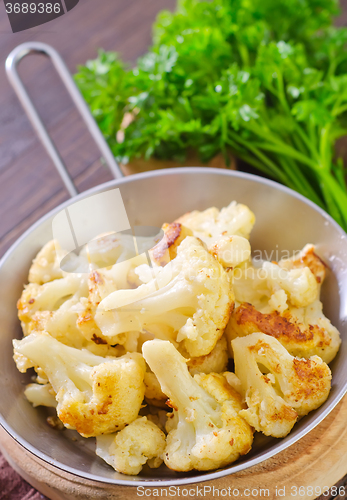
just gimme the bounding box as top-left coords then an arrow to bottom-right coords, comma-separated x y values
1,166 -> 346,487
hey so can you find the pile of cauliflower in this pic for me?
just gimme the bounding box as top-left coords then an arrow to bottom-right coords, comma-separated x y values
13,201 -> 339,475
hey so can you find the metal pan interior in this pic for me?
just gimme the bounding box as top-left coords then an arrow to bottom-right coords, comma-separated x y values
0,168 -> 346,486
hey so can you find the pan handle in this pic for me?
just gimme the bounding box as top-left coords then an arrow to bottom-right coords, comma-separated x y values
5,42 -> 124,198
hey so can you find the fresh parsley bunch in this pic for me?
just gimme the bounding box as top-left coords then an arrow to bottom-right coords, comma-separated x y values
75,0 -> 347,229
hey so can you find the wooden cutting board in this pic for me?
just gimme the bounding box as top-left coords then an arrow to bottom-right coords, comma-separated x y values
1,395 -> 346,500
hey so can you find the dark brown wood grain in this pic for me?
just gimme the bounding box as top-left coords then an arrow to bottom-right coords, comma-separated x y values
0,0 -> 176,257
319,474 -> 347,500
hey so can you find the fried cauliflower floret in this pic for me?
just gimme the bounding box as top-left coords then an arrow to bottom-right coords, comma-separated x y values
228,248 -> 339,363
13,332 -> 146,437
76,269 -> 128,348
187,336 -> 229,376
27,306 -> 124,357
150,222 -> 193,266
261,262 -> 318,308
98,237 -> 234,357
24,382 -> 57,408
232,257 -> 319,310
17,274 -> 89,327
227,300 -> 341,364
176,201 -> 255,245
17,273 -> 91,350
81,232 -> 137,270
28,240 -> 64,284
96,416 -> 166,475
62,231 -> 151,274
76,256 -> 153,350
231,261 -> 271,311
18,273 -> 122,356
232,333 -> 331,438
144,371 -> 167,406
142,340 -> 253,472
210,235 -> 251,268
278,244 -> 327,284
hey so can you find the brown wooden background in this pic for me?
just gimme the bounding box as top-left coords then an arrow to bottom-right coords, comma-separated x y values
0,1 -> 346,498
0,0 -> 176,258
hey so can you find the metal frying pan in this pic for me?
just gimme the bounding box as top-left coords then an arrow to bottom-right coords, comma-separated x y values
0,42 -> 347,487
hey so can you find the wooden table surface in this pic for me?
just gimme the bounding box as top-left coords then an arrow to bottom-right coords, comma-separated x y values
0,0 -> 176,258
0,1 -> 347,499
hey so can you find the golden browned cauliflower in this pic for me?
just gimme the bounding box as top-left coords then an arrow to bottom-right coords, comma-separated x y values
227,246 -> 340,364
144,370 -> 168,407
150,222 -> 193,266
17,272 -> 124,357
24,382 -> 57,408
231,257 -> 319,311
96,416 -> 166,475
278,244 -> 327,284
13,201 -> 341,478
28,240 -> 64,284
19,232 -> 153,353
186,336 -> 229,376
260,261 -> 319,308
17,274 -> 88,327
142,340 -> 253,472
176,202 -> 255,269
17,272 -> 88,339
13,332 -> 146,437
210,235 -> 251,268
98,237 -> 234,357
227,300 -> 341,364
176,201 -> 256,245
76,269 -> 128,349
76,248 -> 152,352
232,332 -> 331,438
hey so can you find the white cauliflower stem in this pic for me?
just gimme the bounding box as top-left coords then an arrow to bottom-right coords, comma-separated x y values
24,383 -> 57,408
232,332 -> 331,438
13,332 -> 146,437
98,237 -> 234,357
142,340 -> 253,471
96,416 -> 166,475
210,235 -> 251,268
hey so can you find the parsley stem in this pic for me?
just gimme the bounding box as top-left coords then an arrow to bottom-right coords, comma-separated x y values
226,133 -> 288,183
319,180 -> 345,228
